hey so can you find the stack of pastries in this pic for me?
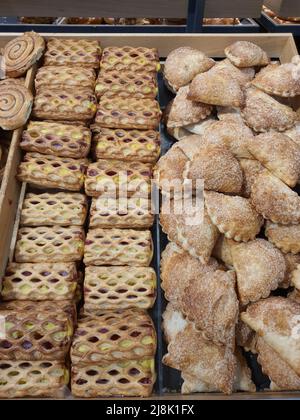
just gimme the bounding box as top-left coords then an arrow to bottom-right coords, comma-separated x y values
156,41 -> 300,394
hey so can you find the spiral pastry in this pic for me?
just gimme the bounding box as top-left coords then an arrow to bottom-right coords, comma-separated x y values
3,31 -> 45,78
0,82 -> 33,130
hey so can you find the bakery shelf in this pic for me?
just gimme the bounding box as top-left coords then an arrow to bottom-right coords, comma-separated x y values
264,0 -> 300,17
259,11 -> 300,36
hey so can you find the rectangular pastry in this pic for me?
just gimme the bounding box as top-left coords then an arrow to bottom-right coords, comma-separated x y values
95,97 -> 161,130
85,159 -> 152,198
33,89 -> 97,122
84,228 -> 153,267
17,153 -> 88,191
35,66 -> 96,92
89,197 -> 154,229
21,121 -> 92,158
71,358 -> 155,398
21,192 -> 88,227
0,361 -> 69,399
100,46 -> 160,73
92,127 -> 160,163
15,226 -> 85,263
44,38 -> 101,68
0,309 -> 73,361
84,266 -> 156,312
1,262 -> 78,301
95,70 -> 158,99
71,309 -> 156,365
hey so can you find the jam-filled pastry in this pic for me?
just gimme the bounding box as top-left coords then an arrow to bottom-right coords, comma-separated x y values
181,270 -> 239,348
0,82 -> 33,130
160,197 -> 219,264
188,67 -> 244,108
230,239 -> 286,305
44,38 -> 101,68
161,242 -> 219,310
225,41 -> 270,68
246,132 -> 300,188
252,61 -> 300,97
21,121 -> 91,159
164,47 -> 215,92
205,191 -> 263,242
95,70 -> 158,99
265,221 -> 300,254
33,89 -> 97,122
239,159 -> 264,198
166,86 -> 213,129
1,262 -> 78,301
35,66 -> 96,92
15,226 -> 85,263
256,337 -> 300,391
3,31 -> 45,78
251,170 -> 300,225
241,297 -> 300,376
95,97 -> 161,130
184,144 -> 243,194
242,86 -> 297,133
17,153 -> 88,192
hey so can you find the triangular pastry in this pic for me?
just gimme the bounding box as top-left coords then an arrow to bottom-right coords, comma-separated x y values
225,41 -> 270,68
239,159 -> 264,198
212,58 -> 255,86
265,221 -> 300,254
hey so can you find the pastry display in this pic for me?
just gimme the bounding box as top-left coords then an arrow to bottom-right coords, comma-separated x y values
1,262 -> 78,301
15,226 -> 85,263
35,66 -> 96,92
33,89 -> 97,122
95,70 -> 158,99
17,153 -> 88,191
84,228 -> 153,267
0,82 -> 33,130
89,197 -> 154,229
2,31 -> 45,78
92,127 -> 160,163
85,160 -> 152,198
95,97 -> 161,130
44,38 -> 101,68
83,266 -> 156,312
100,46 -> 160,73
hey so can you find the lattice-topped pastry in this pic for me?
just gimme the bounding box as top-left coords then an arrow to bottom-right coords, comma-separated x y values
2,31 -> 45,78
71,358 -> 155,398
100,46 -> 160,73
84,228 -> 153,266
71,309 -> 156,365
21,121 -> 92,158
44,38 -> 101,68
1,262 -> 78,301
85,160 -> 152,198
95,97 -> 161,130
95,70 -> 158,99
0,81 -> 33,130
35,66 -> 96,92
17,153 -> 88,191
15,226 -> 85,263
84,266 -> 156,312
33,89 -> 97,122
89,197 -> 154,229
0,309 -> 73,361
21,192 -> 88,227
92,127 -> 160,163
0,361 -> 69,399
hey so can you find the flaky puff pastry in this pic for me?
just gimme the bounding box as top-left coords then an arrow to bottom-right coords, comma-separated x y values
239,159 -> 264,198
242,86 -> 297,133
205,191 -> 263,242
241,297 -> 300,376
252,62 -> 300,97
265,221 -> 300,254
164,47 -> 215,92
160,197 -> 219,264
230,239 -> 286,306
225,41 -> 270,68
181,270 -> 239,348
251,170 -> 300,225
166,86 -> 213,128
246,132 -> 300,188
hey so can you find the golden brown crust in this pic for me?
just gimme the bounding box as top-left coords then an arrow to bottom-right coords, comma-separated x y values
0,82 -> 33,130
291,265 -> 300,291
100,46 -> 159,73
225,41 -> 270,68
251,170 -> 300,225
212,59 -> 255,86
265,222 -> 300,254
212,235 -> 233,268
236,319 -> 257,353
35,66 -> 96,92
231,239 -> 286,305
205,191 -> 263,242
281,253 -> 300,289
284,122 -> 300,148
239,159 -> 264,198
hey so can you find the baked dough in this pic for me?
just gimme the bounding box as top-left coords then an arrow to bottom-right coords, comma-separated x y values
281,253 -> 300,289
225,41 -> 269,68
35,66 -> 96,92
0,82 -> 33,130
100,46 -> 160,73
265,221 -> 300,254
239,159 -> 264,198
